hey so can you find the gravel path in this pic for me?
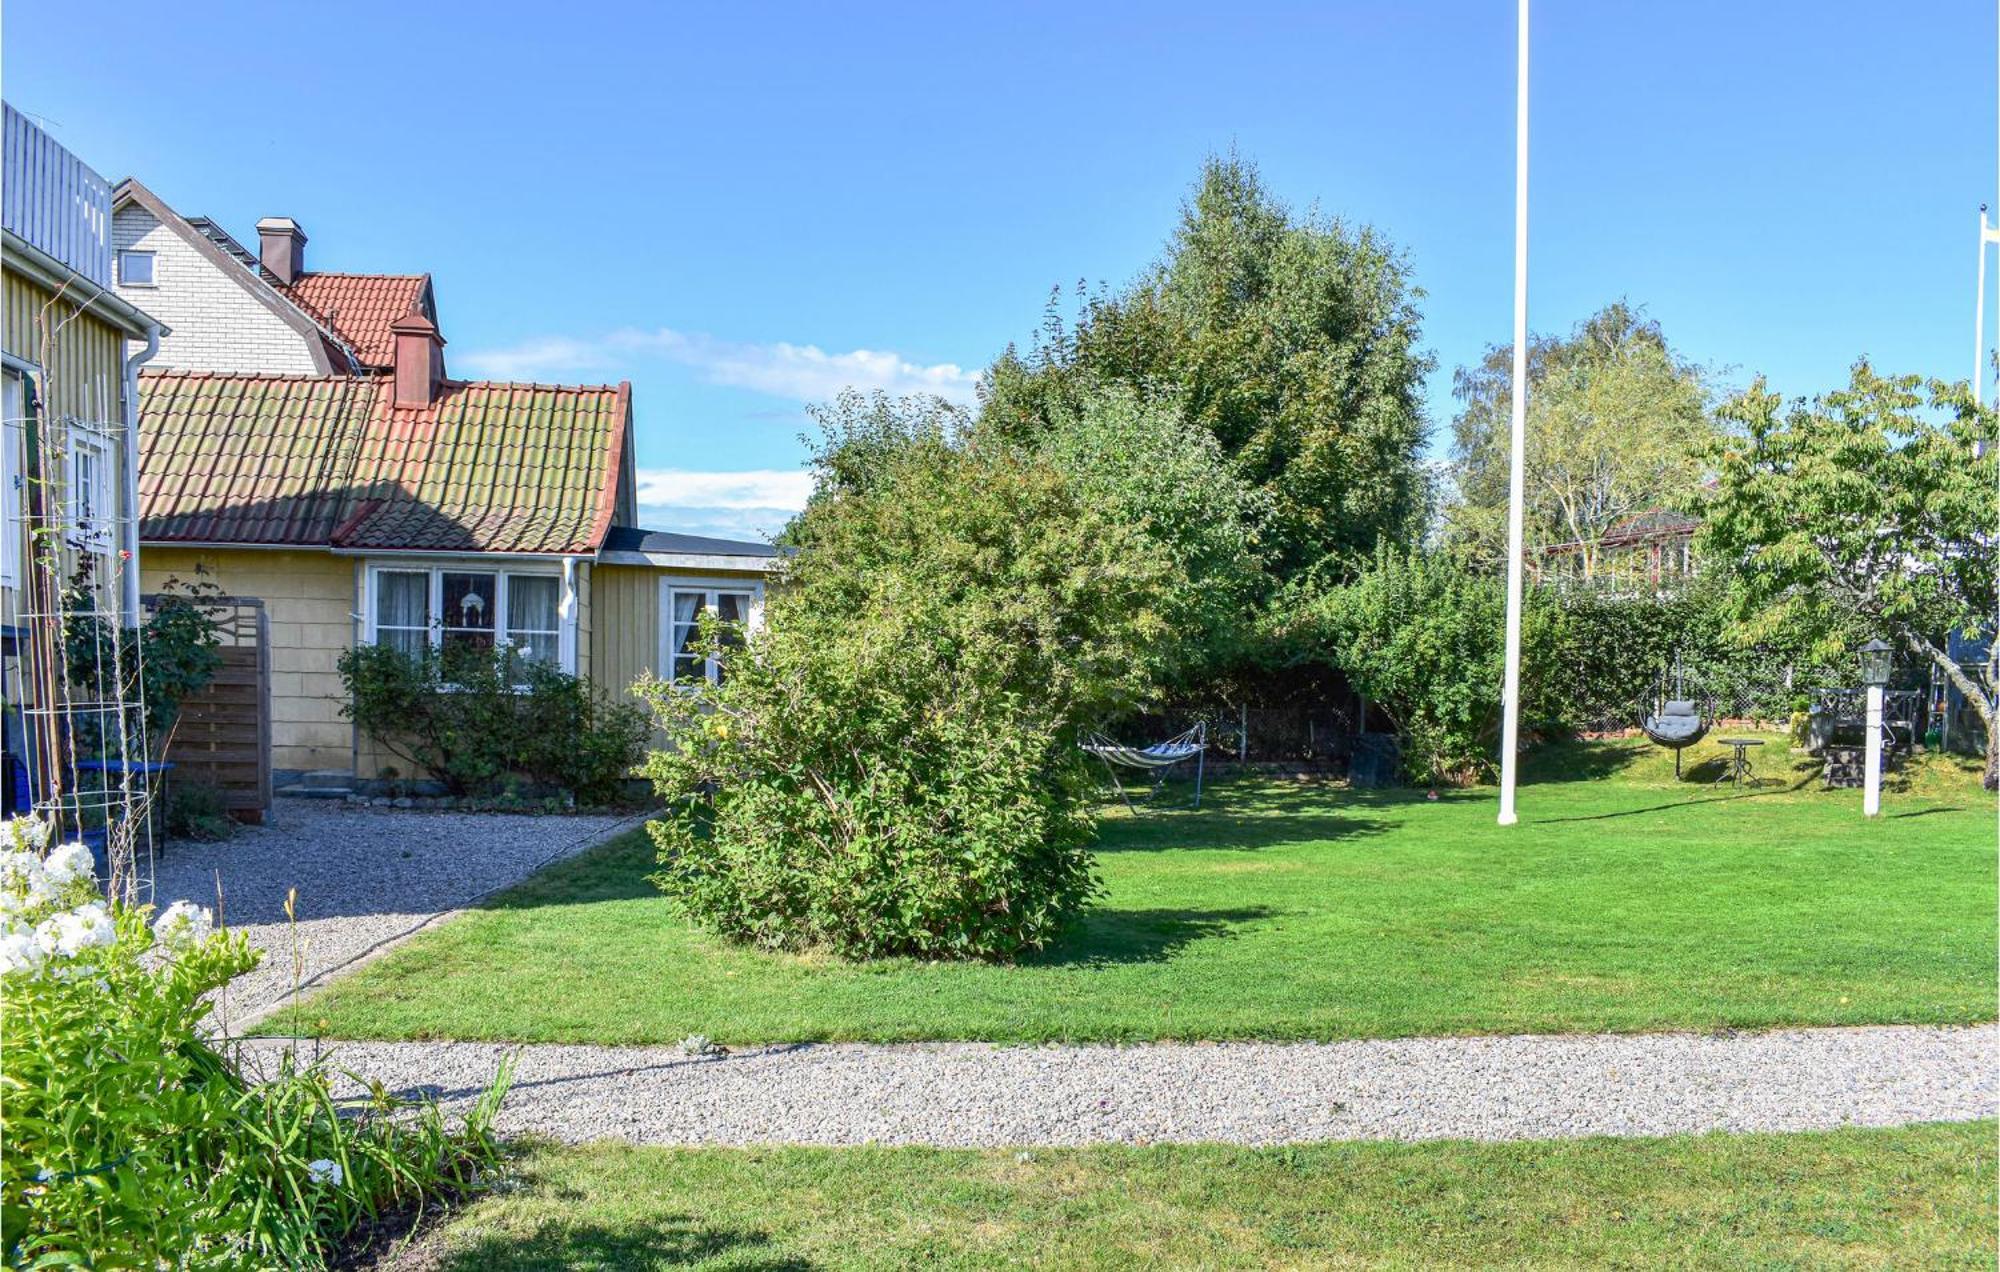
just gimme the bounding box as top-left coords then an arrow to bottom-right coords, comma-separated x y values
146,799 -> 640,1028
239,1024 -> 1997,1147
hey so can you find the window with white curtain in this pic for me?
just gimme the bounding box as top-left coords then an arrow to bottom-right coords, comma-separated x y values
368,565 -> 565,671
374,570 -> 431,654
667,586 -> 754,684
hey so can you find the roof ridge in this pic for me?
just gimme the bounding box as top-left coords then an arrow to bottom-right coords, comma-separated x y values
292,270 -> 429,280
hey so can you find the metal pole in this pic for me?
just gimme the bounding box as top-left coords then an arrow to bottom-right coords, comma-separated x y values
1863,683 -> 1884,817
1497,0 -> 1531,826
1976,207 -> 1989,408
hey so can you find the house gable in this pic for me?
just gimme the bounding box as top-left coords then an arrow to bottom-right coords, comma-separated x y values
111,179 -> 344,375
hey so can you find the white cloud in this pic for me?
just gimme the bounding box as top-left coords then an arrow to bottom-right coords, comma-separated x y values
632,466 -> 813,543
635,467 -> 813,512
458,327 -> 979,406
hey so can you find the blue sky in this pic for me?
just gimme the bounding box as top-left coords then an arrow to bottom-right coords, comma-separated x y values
4,2 -> 1993,539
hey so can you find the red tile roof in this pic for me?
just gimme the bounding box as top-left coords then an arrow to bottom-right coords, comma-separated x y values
138,370 -> 630,555
274,273 -> 432,369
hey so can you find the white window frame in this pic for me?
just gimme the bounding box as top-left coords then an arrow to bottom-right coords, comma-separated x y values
66,428 -> 113,555
1,370 -> 23,588
116,249 -> 156,288
658,577 -> 764,686
363,560 -> 575,679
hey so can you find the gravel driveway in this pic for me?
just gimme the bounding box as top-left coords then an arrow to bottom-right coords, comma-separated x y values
240,1024 -> 1997,1147
146,799 -> 641,1029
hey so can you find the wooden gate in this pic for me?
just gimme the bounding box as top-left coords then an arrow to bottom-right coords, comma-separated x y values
147,595 -> 271,824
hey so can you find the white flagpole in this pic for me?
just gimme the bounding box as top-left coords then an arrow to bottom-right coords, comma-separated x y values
1497,0 -> 1531,826
1976,206 -> 1989,408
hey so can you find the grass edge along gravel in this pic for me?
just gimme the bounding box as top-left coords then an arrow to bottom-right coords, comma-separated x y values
379,1120 -> 1998,1270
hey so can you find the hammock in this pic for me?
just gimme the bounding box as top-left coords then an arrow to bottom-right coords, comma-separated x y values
1081,722 -> 1207,810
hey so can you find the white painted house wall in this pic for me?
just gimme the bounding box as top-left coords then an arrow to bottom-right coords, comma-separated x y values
111,205 -> 319,374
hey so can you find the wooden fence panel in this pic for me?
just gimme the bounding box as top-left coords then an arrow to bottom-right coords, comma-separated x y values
150,597 -> 271,824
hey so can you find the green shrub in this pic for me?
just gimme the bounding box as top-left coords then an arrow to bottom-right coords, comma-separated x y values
1280,546 -> 1567,784
1536,572 -> 1853,728
62,566 -> 226,758
0,815 -> 508,1267
164,778 -> 235,842
642,392 -> 1184,961
338,645 -> 649,803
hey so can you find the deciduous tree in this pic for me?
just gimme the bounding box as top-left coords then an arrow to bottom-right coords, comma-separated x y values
1700,363 -> 1998,783
1448,303 -> 1714,573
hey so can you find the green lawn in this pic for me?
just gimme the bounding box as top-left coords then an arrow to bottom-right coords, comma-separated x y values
392,1123 -> 1995,1269
287,736 -> 1997,1045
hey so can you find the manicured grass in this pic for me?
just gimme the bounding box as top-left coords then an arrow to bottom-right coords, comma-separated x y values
396,1123 -> 1996,1269
286,736 -> 1997,1045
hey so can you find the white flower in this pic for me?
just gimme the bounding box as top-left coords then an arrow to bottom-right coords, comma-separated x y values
0,930 -> 43,977
35,902 -> 115,958
41,842 -> 95,888
306,1159 -> 343,1187
4,816 -> 51,852
151,900 -> 213,947
0,850 -> 51,908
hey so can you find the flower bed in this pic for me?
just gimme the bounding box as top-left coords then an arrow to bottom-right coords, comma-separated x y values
0,814 -> 509,1268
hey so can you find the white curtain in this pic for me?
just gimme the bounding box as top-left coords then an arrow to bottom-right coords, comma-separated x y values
507,575 -> 560,664
377,572 -> 429,653
671,592 -> 705,678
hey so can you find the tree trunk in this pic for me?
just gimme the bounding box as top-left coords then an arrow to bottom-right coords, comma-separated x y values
1909,635 -> 1998,789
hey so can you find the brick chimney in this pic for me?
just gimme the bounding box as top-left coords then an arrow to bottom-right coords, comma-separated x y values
255,217 -> 306,285
390,309 -> 446,407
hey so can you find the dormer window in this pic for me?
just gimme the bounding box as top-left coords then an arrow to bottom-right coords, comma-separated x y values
117,250 -> 155,287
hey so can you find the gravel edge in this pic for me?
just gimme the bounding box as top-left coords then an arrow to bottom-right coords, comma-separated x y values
238,1022 -> 1999,1148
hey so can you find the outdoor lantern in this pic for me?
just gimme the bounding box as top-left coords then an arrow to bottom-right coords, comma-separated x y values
1858,638 -> 1893,687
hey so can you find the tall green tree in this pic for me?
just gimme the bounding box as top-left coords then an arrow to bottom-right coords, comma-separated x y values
982,154 -> 1432,578
1700,363 -> 1998,782
1448,303 -> 1715,572
1030,381 -> 1269,689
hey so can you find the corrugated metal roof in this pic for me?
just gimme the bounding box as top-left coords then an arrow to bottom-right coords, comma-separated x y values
275,273 -> 431,369
138,371 -> 629,555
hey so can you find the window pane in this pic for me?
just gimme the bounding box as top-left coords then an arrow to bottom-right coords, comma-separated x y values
670,592 -> 706,680
442,628 -> 494,654
511,632 -> 561,665
443,572 -> 496,632
508,575 -> 559,635
378,571 -> 430,629
379,627 -> 428,655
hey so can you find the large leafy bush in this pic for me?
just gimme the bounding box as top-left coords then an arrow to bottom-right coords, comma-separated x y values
0,815 -> 507,1267
339,645 -> 649,802
643,392 -> 1181,961
1280,547 -> 1566,783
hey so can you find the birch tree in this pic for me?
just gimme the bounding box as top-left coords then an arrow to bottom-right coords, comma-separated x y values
1449,303 -> 1714,573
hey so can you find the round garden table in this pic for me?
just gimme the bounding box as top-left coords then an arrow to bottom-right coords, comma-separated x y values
1715,737 -> 1763,786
